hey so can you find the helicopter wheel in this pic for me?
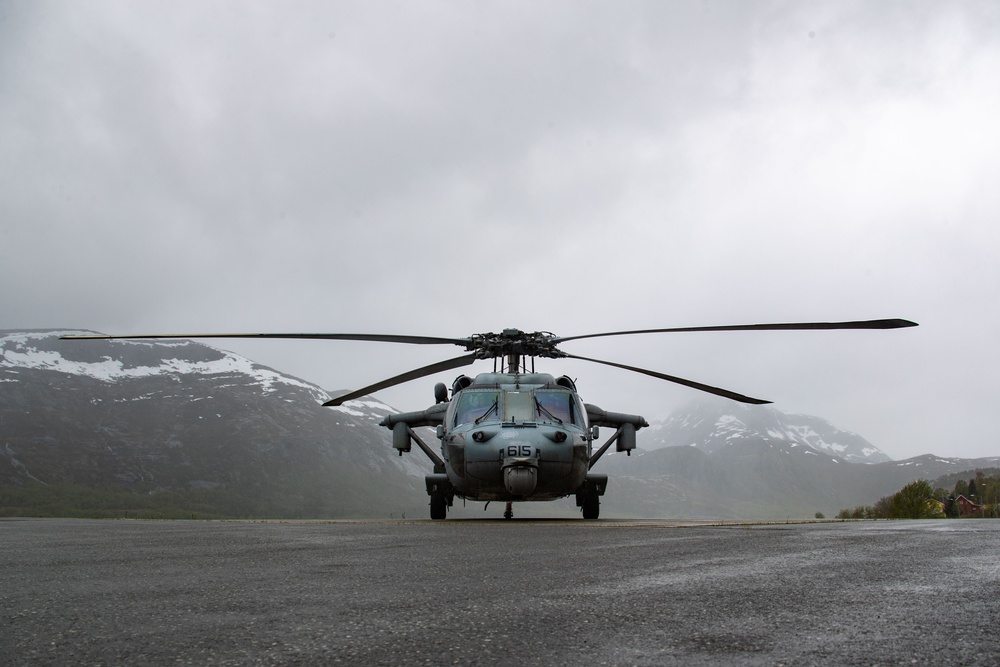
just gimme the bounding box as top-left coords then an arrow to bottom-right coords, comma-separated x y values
430,493 -> 447,520
582,492 -> 600,520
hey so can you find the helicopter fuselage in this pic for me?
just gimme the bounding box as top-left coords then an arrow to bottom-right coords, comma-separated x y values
439,373 -> 591,501
380,371 -> 648,518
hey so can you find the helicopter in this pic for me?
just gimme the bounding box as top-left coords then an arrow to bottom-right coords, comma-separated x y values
62,318 -> 917,520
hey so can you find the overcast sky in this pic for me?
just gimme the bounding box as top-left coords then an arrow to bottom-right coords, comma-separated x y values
2,1 -> 998,460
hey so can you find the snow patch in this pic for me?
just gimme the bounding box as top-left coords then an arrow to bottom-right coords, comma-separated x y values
1,332 -> 330,401
330,405 -> 366,417
327,399 -> 397,419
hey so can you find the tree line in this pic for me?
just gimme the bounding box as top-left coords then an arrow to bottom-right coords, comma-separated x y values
837,470 -> 1000,519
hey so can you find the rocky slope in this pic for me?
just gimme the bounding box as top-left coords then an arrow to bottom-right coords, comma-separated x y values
598,400 -> 999,518
0,330 -> 431,518
642,400 -> 891,463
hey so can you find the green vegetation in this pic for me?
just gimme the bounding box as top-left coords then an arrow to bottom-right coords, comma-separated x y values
837,470 -> 1000,520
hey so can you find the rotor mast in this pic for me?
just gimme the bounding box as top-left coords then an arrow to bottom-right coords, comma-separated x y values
507,351 -> 521,374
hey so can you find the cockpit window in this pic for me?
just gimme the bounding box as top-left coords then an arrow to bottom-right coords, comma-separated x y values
454,389 -> 582,427
503,391 -> 533,422
534,390 -> 575,425
453,390 -> 499,426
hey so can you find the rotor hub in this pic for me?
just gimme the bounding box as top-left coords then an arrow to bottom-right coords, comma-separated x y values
466,330 -> 563,360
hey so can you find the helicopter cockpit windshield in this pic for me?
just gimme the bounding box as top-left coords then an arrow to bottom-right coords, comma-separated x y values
453,390 -> 500,426
452,388 -> 582,427
534,390 -> 575,424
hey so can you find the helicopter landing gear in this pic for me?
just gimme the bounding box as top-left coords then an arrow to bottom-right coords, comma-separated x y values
577,474 -> 607,520
426,474 -> 452,520
430,492 -> 448,520
504,501 -> 513,520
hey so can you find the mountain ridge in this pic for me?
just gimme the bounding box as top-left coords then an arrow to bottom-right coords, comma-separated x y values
644,399 -> 891,463
3,330 -> 997,519
1,330 -> 432,518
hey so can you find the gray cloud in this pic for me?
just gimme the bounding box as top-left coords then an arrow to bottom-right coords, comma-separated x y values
3,1 -> 998,459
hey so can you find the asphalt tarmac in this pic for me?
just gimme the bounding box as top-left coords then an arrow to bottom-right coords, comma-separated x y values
2,518 -> 998,666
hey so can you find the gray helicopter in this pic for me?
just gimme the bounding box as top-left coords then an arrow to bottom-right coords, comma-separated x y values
63,318 -> 917,520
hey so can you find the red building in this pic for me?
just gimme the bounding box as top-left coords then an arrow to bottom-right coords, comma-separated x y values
954,495 -> 983,516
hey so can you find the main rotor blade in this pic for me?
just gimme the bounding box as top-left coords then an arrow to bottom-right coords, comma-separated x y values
561,352 -> 772,405
61,332 -> 470,346
553,318 -> 918,345
323,353 -> 478,407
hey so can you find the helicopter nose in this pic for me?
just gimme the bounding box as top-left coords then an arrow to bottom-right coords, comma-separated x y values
504,466 -> 537,496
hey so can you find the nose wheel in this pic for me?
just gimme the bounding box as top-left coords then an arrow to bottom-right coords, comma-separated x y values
504,501 -> 513,520
577,474 -> 606,520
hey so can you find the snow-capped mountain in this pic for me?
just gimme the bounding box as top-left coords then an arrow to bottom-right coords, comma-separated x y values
1,329 -> 330,399
1,330 -> 432,517
642,400 -> 891,463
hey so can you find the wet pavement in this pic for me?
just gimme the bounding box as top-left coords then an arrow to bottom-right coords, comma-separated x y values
2,518 -> 998,665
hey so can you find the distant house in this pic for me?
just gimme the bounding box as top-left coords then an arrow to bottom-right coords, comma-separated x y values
954,495 -> 983,516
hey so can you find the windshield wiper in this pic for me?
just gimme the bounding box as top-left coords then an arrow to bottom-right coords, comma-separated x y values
534,397 -> 563,424
474,399 -> 499,424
